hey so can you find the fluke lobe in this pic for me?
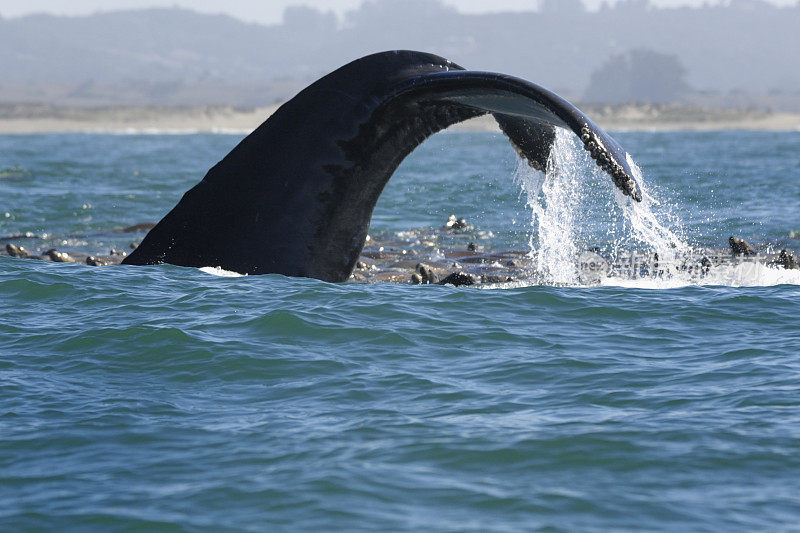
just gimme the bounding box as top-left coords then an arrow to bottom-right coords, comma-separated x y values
123,50 -> 642,281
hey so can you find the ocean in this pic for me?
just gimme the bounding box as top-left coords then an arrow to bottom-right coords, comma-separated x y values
1,130 -> 799,531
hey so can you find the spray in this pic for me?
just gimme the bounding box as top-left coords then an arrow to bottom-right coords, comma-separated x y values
515,127 -> 688,285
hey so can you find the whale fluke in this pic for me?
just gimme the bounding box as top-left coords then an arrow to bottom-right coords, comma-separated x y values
123,50 -> 642,281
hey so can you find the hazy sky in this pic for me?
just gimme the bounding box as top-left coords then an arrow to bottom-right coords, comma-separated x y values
0,0 -> 796,24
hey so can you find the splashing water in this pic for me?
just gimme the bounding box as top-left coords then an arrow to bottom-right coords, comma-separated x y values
512,128 -> 800,288
606,155 -> 798,287
616,152 -> 688,260
515,127 -> 662,284
511,127 -> 800,288
514,128 -> 583,284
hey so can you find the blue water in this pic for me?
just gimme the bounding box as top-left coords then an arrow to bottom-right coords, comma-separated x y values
1,131 -> 800,531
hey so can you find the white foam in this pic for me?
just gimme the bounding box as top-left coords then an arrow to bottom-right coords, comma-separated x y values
705,261 -> 800,287
199,266 -> 246,277
599,262 -> 800,289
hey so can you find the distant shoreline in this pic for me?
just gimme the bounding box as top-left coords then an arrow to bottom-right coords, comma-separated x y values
0,103 -> 798,134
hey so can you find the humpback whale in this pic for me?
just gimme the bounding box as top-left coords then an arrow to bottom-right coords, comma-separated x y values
122,50 -> 643,281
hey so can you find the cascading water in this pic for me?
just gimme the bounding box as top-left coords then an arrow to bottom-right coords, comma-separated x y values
616,153 -> 688,260
512,127 -> 800,288
514,128 -> 583,284
515,127 -> 688,285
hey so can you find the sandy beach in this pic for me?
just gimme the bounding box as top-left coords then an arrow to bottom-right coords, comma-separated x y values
0,104 -> 281,135
0,103 -> 798,134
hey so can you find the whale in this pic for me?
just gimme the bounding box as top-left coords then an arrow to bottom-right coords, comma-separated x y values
122,50 -> 642,281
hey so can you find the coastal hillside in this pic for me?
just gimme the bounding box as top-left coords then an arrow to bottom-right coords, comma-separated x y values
1,0 -> 799,108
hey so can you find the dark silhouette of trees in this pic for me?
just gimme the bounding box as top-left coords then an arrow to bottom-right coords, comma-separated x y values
585,48 -> 691,103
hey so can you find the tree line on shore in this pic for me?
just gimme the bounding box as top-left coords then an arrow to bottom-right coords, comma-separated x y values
0,0 -> 798,107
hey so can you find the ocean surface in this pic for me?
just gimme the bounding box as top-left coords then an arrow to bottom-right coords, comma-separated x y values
1,130 -> 799,531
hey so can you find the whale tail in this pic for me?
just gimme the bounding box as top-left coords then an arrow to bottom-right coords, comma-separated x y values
123,50 -> 642,281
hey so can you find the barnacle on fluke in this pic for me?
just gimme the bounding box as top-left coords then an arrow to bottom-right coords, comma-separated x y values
580,124 -> 641,202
